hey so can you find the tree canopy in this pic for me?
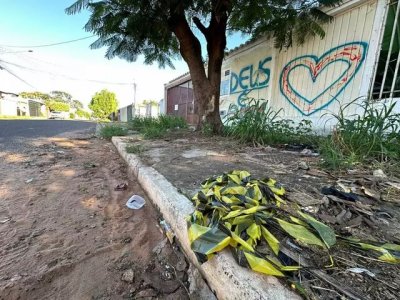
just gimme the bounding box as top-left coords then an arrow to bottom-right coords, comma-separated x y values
67,0 -> 340,131
89,89 -> 118,120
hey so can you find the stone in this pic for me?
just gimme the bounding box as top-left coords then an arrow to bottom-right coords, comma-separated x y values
121,269 -> 135,283
373,169 -> 387,178
298,161 -> 309,170
135,288 -> 157,298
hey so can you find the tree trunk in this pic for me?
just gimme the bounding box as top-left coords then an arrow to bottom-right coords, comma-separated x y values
170,4 -> 229,134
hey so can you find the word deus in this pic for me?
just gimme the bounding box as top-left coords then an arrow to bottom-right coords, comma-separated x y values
230,57 -> 272,107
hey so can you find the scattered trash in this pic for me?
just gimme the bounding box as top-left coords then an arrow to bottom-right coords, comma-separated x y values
187,170 -> 400,297
373,169 -> 387,179
25,178 -> 33,184
160,220 -> 175,243
298,161 -> 310,170
114,182 -> 128,191
300,148 -> 319,157
121,269 -> 135,283
56,150 -> 65,154
126,195 -> 145,210
347,267 -> 375,278
321,186 -> 358,202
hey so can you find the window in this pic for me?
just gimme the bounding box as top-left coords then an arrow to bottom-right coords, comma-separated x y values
372,0 -> 400,99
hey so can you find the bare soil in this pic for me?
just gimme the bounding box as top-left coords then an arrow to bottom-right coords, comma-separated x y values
0,133 -> 189,300
122,130 -> 400,300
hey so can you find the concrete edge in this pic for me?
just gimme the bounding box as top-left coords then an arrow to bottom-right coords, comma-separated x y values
112,136 -> 300,300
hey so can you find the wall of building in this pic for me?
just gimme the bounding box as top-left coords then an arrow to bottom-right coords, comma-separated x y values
219,0 -> 384,129
0,98 -> 18,116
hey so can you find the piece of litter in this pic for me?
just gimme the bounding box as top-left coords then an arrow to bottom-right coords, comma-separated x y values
347,268 -> 375,277
160,220 -> 175,243
126,195 -> 145,209
114,182 -> 128,191
25,178 -> 33,184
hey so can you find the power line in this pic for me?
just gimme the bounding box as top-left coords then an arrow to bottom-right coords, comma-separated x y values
0,59 -> 133,86
0,63 -> 35,88
0,36 -> 96,49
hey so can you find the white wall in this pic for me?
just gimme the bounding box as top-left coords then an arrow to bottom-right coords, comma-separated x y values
220,0 -> 385,130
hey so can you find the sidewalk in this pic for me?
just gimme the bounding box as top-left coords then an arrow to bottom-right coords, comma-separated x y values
112,131 -> 400,300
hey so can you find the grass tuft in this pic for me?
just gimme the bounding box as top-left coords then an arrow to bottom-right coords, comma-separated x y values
224,98 -> 315,146
319,99 -> 400,171
128,115 -> 187,139
100,124 -> 127,139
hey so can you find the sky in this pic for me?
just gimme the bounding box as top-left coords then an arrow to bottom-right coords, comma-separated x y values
0,0 -> 247,109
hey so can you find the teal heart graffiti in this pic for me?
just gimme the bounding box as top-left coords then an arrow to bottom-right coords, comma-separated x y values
279,42 -> 368,116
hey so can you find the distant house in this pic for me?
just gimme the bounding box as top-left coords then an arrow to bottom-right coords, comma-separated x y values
0,91 -> 45,117
165,0 -> 400,128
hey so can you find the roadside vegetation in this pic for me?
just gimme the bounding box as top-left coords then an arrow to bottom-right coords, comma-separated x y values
100,124 -> 127,139
320,99 -> 400,171
128,115 -> 187,139
224,98 -> 316,147
224,98 -> 400,173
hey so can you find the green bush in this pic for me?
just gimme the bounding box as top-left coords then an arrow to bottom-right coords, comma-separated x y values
319,99 -> 400,170
224,98 -> 315,146
100,124 -> 127,139
128,115 -> 187,139
47,100 -> 70,112
76,109 -> 91,119
69,113 -> 75,119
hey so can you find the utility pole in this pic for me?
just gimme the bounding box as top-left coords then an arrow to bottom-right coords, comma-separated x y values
132,80 -> 136,118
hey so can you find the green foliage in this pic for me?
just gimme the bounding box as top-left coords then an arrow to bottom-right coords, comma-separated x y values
142,99 -> 159,106
224,98 -> 314,146
69,112 -> 75,119
72,99 -> 84,109
50,91 -> 72,103
128,115 -> 187,139
126,144 -> 146,155
319,99 -> 400,170
66,1 -> 339,66
76,109 -> 91,119
89,89 -> 118,120
100,124 -> 127,139
20,91 -> 50,101
47,100 -> 70,112
201,123 -> 214,137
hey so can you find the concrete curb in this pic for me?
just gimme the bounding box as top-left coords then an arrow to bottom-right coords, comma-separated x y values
112,137 -> 300,300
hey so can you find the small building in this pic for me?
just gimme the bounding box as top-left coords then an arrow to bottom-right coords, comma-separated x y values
165,0 -> 400,129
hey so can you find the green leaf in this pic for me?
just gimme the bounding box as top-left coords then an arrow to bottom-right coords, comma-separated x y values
298,211 -> 336,248
276,218 -> 325,248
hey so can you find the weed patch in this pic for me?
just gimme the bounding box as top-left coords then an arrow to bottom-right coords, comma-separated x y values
126,144 -> 146,155
224,98 -> 315,146
319,100 -> 400,171
128,115 -> 187,139
100,124 -> 127,139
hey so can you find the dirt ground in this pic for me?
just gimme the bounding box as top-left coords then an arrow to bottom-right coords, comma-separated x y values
0,133 -> 189,300
122,131 -> 400,300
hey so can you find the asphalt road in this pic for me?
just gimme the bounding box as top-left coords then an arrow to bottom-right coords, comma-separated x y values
0,120 -> 96,151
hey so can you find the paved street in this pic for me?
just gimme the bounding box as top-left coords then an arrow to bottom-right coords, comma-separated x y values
0,120 -> 96,151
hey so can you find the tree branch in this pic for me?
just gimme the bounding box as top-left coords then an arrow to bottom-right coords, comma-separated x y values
193,17 -> 209,38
